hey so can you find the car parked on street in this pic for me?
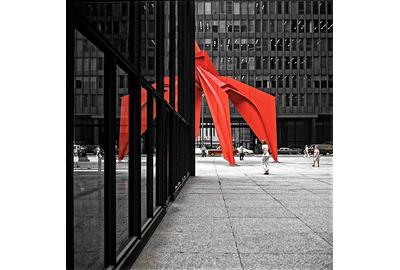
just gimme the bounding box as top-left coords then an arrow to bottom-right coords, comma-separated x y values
309,143 -> 333,155
278,147 -> 302,155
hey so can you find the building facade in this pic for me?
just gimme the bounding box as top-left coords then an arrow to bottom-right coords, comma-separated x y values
74,0 -> 333,151
195,0 -> 333,149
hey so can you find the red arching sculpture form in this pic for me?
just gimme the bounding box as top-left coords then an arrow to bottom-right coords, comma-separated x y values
118,42 -> 278,165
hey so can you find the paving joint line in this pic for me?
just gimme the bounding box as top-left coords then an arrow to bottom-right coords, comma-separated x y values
214,160 -> 245,270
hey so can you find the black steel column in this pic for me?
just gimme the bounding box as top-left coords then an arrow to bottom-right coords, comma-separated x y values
66,1 -> 74,268
147,95 -> 154,217
177,0 -> 185,117
156,0 -> 165,206
169,1 -> 176,108
168,0 -> 176,199
104,53 -> 117,266
128,1 -> 142,238
187,0 -> 195,176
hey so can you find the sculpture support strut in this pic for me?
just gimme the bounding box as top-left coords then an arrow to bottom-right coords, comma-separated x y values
118,42 -> 278,165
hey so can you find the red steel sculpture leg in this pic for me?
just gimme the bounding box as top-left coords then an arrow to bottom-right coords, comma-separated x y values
118,42 -> 278,164
196,66 -> 235,165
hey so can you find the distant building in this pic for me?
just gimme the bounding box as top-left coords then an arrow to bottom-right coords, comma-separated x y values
74,0 -> 333,150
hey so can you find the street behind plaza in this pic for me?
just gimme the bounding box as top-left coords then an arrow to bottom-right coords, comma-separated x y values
133,155 -> 333,269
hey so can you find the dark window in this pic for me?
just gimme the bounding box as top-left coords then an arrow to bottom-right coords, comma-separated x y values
148,57 -> 154,70
99,3 -> 105,16
213,38 -> 218,50
91,95 -> 96,107
119,75 -> 124,88
122,3 -> 128,16
328,75 -> 333,88
278,76 -> 283,88
327,1 -> 333,14
299,1 -> 304,13
306,57 -> 312,69
314,80 -> 320,88
292,57 -> 297,69
292,20 -> 297,32
271,76 -> 276,88
329,93 -> 333,107
284,1 -> 289,14
105,22 -> 112,34
270,38 -> 276,50
320,1 -> 326,14
113,21 -> 119,34
98,76 -> 103,88
277,38 -> 282,51
299,57 -> 305,69
292,94 -> 298,106
256,57 -> 261,69
76,79 -> 82,89
321,79 -> 327,88
277,1 -> 282,14
328,38 -> 333,51
277,57 -> 282,69
148,2 -> 155,15
328,20 -> 333,32
212,22 -> 218,33
284,38 -> 290,51
241,21 -> 247,32
285,94 -> 290,106
285,57 -> 290,69
83,94 -> 88,107
313,1 -> 319,14
106,3 -> 112,16
306,1 -> 311,14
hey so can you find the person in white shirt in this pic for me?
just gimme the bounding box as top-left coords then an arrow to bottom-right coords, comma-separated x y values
261,140 -> 270,175
304,145 -> 310,157
238,144 -> 245,160
313,145 -> 320,167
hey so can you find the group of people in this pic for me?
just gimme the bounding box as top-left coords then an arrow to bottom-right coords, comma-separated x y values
199,141 -> 321,175
304,144 -> 320,167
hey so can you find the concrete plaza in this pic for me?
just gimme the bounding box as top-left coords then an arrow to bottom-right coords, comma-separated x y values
132,155 -> 333,269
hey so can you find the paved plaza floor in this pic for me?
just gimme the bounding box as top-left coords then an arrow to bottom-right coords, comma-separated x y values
132,155 -> 333,270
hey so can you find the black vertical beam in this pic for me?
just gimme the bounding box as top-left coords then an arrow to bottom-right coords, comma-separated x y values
177,0 -> 185,117
187,0 -> 196,176
147,88 -> 154,217
128,1 -> 142,238
66,1 -> 74,269
169,0 -> 176,109
156,0 -> 165,206
104,53 -> 117,266
168,1 -> 177,200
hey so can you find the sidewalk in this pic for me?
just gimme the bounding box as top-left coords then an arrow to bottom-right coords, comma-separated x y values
132,156 -> 333,269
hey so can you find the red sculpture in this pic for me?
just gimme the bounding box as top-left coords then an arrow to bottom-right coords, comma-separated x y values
118,42 -> 278,165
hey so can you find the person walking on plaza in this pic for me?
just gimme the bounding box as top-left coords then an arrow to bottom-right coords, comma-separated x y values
261,140 -> 270,175
313,145 -> 320,167
73,144 -> 80,168
238,144 -> 245,160
201,144 -> 207,157
304,144 -> 310,157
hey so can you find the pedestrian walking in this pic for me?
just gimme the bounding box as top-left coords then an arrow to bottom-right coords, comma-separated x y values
238,144 -> 245,160
304,145 -> 310,157
312,145 -> 320,167
74,144 -> 80,168
201,144 -> 207,157
261,140 -> 270,175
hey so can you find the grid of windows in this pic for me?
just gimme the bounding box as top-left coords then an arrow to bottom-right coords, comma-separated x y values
195,0 -> 333,115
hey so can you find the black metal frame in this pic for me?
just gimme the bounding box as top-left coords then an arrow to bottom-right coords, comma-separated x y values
67,1 -> 195,269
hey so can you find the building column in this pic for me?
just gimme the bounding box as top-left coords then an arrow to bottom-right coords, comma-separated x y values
311,118 -> 316,144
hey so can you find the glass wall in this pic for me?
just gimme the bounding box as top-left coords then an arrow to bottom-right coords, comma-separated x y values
73,30 -> 105,269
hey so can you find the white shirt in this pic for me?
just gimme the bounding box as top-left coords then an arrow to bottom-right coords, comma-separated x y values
262,144 -> 269,157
